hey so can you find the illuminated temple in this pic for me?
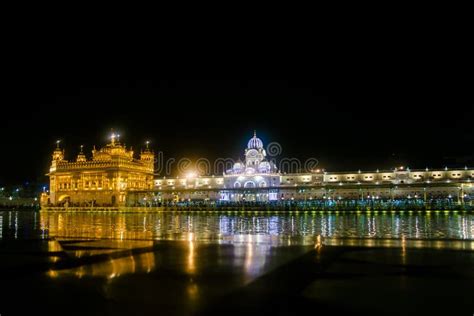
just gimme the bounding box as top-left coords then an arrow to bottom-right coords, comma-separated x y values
44,132 -> 473,207
45,134 -> 154,206
152,132 -> 473,205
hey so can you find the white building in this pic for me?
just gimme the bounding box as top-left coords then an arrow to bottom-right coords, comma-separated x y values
150,133 -> 473,203
220,132 -> 280,201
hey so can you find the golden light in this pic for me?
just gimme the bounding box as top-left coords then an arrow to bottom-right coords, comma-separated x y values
315,235 -> 322,250
186,171 -> 197,179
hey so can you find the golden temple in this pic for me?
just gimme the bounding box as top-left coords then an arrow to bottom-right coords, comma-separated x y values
45,133 -> 154,207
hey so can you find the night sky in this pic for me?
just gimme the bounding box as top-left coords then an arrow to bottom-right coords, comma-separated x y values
1,79 -> 472,185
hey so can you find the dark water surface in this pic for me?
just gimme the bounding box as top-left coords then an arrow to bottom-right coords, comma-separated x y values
1,210 -> 473,315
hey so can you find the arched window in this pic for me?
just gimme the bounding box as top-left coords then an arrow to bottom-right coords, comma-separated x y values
244,181 -> 256,188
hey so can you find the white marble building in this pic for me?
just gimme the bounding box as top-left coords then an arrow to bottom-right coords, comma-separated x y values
151,133 -> 473,203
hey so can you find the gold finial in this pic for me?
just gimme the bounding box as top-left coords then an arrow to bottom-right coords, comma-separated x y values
110,132 -> 116,145
56,140 -> 61,149
253,130 -> 256,137
110,132 -> 121,146
80,145 -> 84,153
146,140 -> 150,150
110,128 -> 121,145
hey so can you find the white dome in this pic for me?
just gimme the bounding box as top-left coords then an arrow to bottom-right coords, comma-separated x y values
247,131 -> 263,149
233,162 -> 244,172
258,161 -> 271,173
245,167 -> 255,174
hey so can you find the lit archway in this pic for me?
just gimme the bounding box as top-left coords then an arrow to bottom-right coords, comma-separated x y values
244,181 -> 256,188
58,195 -> 71,202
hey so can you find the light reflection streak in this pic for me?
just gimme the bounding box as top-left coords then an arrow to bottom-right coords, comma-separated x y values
46,251 -> 156,280
14,211 -> 18,239
401,236 -> 407,265
314,235 -> 322,251
187,233 -> 195,274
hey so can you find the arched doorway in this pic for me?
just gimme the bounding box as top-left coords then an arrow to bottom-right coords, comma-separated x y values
243,181 -> 256,201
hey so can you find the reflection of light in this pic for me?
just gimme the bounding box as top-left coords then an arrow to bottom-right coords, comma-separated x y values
244,236 -> 254,274
314,235 -> 322,250
45,248 -> 155,280
14,212 -> 18,239
401,236 -> 407,265
47,270 -> 58,278
187,233 -> 196,274
75,266 -> 85,279
187,283 -> 199,301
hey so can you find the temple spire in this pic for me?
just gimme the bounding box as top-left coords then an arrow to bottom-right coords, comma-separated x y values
52,140 -> 64,161
253,130 -> 256,137
110,129 -> 121,146
76,145 -> 86,162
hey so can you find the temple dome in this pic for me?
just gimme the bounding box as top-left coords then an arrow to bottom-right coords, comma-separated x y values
247,131 -> 263,149
233,162 -> 244,172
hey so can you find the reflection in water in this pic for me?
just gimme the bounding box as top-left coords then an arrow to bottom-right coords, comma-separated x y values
323,237 -> 474,250
34,211 -> 474,243
48,251 -> 156,279
187,233 -> 195,274
0,209 -> 472,298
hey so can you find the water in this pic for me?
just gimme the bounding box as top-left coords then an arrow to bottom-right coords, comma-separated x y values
1,210 -> 472,244
1,209 -> 474,315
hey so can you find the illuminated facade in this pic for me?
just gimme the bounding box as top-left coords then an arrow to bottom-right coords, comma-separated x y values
46,134 -> 154,206
43,132 -> 473,207
222,131 -> 280,200
153,133 -> 473,203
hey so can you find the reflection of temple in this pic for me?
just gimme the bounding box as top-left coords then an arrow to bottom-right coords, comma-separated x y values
45,134 -> 154,206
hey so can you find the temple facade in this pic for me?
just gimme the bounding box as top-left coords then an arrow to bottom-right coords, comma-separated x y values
45,134 -> 154,206
43,132 -> 473,207
151,132 -> 473,204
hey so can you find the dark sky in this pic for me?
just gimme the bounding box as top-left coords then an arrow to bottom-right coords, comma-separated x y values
1,79 -> 472,185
